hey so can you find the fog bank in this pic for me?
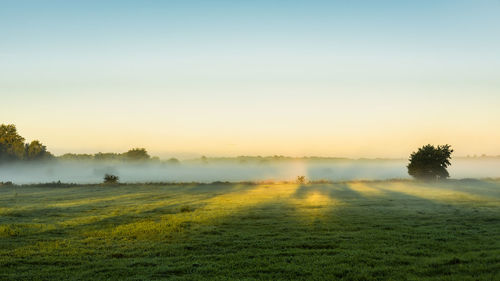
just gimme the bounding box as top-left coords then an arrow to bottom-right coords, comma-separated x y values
1,159 -> 499,184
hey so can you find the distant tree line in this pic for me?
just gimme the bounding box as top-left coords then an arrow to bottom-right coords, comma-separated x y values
60,148 -> 155,162
0,124 -> 162,164
186,155 -> 400,164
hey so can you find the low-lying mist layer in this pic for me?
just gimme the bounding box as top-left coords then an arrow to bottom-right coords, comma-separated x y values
1,158 -> 500,184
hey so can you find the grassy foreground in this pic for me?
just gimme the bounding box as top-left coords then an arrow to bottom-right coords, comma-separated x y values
1,180 -> 499,280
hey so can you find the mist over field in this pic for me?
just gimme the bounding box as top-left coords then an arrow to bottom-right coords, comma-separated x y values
1,158 -> 499,184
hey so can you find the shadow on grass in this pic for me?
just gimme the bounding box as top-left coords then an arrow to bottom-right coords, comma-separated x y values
146,185 -> 500,280
1,180 -> 499,280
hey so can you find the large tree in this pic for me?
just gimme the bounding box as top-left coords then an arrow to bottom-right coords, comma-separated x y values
0,124 -> 25,162
407,144 -> 453,180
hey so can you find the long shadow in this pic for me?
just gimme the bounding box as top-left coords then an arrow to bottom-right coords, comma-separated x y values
0,183 -> 261,251
144,187 -> 500,280
5,180 -> 498,242
2,183 -> 257,221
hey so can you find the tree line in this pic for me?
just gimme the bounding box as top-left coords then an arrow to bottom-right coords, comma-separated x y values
59,148 -> 154,162
2,123 -> 456,181
0,124 -> 53,162
0,124 -> 154,163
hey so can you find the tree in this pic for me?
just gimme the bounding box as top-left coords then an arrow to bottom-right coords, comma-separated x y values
123,148 -> 150,161
0,124 -> 25,162
24,140 -> 53,161
407,144 -> 453,180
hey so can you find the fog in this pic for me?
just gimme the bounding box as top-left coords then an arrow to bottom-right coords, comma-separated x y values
1,158 -> 499,184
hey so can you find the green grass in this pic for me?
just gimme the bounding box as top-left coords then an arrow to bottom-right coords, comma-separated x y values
0,179 -> 499,280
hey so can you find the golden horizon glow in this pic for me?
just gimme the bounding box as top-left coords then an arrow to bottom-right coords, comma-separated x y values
2,1 -> 500,158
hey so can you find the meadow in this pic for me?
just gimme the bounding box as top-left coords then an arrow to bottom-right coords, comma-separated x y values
0,179 -> 499,280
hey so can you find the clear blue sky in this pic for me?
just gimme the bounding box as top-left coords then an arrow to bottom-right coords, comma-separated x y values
1,0 -> 499,158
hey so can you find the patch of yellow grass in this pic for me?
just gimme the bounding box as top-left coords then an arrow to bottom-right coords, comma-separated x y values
347,182 -> 383,196
376,182 -> 496,204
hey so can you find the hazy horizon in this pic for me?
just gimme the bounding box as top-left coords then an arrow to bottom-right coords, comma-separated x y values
2,157 -> 500,184
2,124 -> 499,160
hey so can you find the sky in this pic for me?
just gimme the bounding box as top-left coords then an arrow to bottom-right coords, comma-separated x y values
1,0 -> 499,158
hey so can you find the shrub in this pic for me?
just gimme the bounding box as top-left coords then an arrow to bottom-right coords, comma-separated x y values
296,176 -> 306,184
103,174 -> 119,184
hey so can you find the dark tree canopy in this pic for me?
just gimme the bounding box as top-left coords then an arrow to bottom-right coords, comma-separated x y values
1,124 -> 54,162
407,144 -> 453,180
24,140 -> 54,161
58,149 -> 154,162
0,124 -> 26,162
124,148 -> 150,161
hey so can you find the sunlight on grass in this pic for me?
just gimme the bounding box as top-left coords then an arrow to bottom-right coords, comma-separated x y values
376,182 -> 498,205
304,191 -> 332,205
347,182 -> 384,196
289,189 -> 341,221
47,192 -> 152,208
1,181 -> 500,280
85,183 -> 343,240
7,180 -> 497,244
178,184 -> 303,228
203,184 -> 299,209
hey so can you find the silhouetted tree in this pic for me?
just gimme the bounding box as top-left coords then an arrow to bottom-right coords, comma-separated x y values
24,140 -> 53,161
123,148 -> 150,161
0,124 -> 25,162
407,144 -> 453,180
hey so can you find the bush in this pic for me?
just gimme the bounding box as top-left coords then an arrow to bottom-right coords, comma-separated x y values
296,176 -> 306,184
407,144 -> 453,180
103,174 -> 119,184
180,205 -> 193,213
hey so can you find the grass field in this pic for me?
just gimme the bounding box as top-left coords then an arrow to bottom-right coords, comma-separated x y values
1,179 -> 499,280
